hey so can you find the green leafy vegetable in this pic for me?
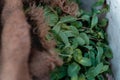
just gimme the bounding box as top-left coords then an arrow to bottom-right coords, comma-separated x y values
40,0 -> 113,80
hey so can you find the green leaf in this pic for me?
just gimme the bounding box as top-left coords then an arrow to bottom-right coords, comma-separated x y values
98,32 -> 104,39
91,14 -> 98,28
61,24 -> 70,30
101,4 -> 110,13
44,7 -> 52,15
94,0 -> 105,7
45,13 -> 58,26
50,66 -> 67,80
70,26 -> 80,36
71,21 -> 83,29
101,65 -> 109,73
59,16 -> 77,23
94,63 -> 104,76
88,51 -> 96,66
84,46 -> 93,50
59,31 -> 70,46
79,33 -> 89,45
105,48 -> 113,58
72,39 -> 79,49
96,47 -> 104,63
79,58 -> 92,66
81,15 -> 90,21
73,49 -> 83,63
85,67 -> 96,80
79,74 -> 86,80
76,37 -> 85,46
52,24 -> 61,33
86,63 -> 107,79
71,75 -> 78,80
68,62 -> 81,77
99,18 -> 108,27
97,75 -> 104,80
64,31 -> 75,37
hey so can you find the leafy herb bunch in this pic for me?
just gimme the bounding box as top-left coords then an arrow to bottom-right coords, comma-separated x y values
40,0 -> 113,80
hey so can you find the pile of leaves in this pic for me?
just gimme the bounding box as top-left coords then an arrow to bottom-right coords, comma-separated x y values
32,0 -> 113,80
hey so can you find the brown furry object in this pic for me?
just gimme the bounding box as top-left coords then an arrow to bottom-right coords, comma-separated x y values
30,48 -> 63,80
23,0 -> 78,16
30,49 -> 52,80
0,0 -> 63,80
28,4 -> 63,60
61,1 -> 79,16
0,0 -> 31,80
40,0 -> 79,16
28,5 -> 51,50
28,5 -> 58,52
0,0 -> 4,47
28,5 -> 63,79
0,0 -> 4,13
0,0 -> 4,74
54,0 -> 78,16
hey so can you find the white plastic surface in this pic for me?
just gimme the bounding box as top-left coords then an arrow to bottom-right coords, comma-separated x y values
107,0 -> 120,80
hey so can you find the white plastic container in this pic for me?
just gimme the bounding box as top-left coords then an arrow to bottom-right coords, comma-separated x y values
107,0 -> 120,80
